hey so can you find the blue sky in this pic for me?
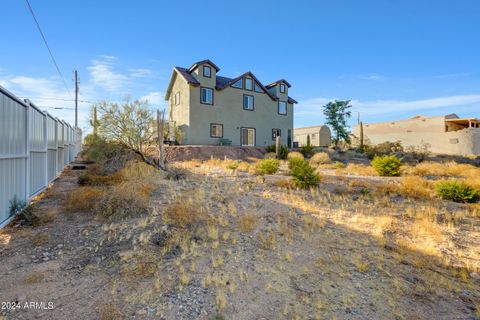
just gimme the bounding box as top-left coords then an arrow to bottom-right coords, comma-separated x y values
1,0 -> 479,132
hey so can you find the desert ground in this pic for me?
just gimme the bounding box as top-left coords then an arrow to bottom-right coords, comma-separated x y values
0,145 -> 479,320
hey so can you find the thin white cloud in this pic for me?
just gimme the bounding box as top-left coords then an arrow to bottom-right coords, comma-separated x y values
140,91 -> 165,106
297,94 -> 480,117
129,68 -> 153,78
0,75 -> 92,130
358,73 -> 386,81
87,56 -> 128,93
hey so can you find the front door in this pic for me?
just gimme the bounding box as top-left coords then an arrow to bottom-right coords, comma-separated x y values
241,128 -> 255,146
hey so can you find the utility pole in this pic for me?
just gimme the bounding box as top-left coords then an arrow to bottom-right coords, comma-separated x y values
74,70 -> 79,128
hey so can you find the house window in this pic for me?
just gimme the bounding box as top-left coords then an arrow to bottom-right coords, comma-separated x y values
278,101 -> 287,115
174,92 -> 180,105
243,94 -> 254,110
200,87 -> 214,105
280,84 -> 286,93
210,123 -> 223,138
203,65 -> 211,78
231,78 -> 243,89
254,82 -> 263,93
272,129 -> 281,140
245,78 -> 253,91
241,128 -> 255,146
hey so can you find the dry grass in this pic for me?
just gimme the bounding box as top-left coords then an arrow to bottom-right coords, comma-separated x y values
237,214 -> 256,232
23,272 -> 44,284
287,151 -> 304,161
163,199 -> 210,228
398,176 -> 433,199
310,152 -> 331,166
95,181 -> 153,220
32,232 -> 50,246
64,187 -> 104,212
404,161 -> 480,178
337,163 -> 378,176
99,303 -> 123,320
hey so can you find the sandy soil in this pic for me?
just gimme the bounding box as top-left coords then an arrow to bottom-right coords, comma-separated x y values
0,161 -> 479,320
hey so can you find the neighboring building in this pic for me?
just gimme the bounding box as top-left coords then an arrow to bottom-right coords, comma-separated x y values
294,125 -> 331,147
352,114 -> 480,156
164,59 -> 297,147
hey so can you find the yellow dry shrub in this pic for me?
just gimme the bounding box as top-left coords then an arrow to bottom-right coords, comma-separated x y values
398,176 -> 433,199
406,161 -> 480,178
337,163 -> 377,176
309,152 -> 331,166
95,181 -> 154,220
64,187 -> 104,211
163,199 -> 210,228
287,151 -> 304,161
118,160 -> 165,184
237,214 -> 256,232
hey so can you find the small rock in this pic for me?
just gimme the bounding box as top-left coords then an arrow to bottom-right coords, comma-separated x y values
136,309 -> 147,315
470,272 -> 480,280
42,257 -> 49,261
57,244 -> 63,249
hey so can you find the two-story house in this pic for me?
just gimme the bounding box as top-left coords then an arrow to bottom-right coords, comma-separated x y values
164,59 -> 297,147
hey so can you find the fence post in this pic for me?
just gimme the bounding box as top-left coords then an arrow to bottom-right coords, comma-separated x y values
25,100 -> 30,200
275,135 -> 281,159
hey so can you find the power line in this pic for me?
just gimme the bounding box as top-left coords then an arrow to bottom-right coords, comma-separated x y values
33,97 -> 98,104
24,0 -> 72,99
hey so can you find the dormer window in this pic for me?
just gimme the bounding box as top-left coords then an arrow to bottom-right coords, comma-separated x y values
280,84 -> 286,93
203,65 -> 212,78
245,78 -> 253,91
254,82 -> 263,93
232,78 -> 243,89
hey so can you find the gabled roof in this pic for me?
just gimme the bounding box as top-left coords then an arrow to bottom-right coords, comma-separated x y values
165,67 -> 201,100
188,59 -> 220,73
215,71 -> 278,101
266,79 -> 292,89
165,60 -> 297,103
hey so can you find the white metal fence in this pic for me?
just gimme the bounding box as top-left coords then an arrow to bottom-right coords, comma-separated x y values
0,85 -> 82,228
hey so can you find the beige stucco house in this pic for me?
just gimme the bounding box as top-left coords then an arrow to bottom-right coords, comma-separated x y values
164,60 -> 297,147
294,125 -> 331,147
352,114 -> 480,156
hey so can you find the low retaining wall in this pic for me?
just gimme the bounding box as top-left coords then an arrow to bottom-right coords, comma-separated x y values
164,145 -> 266,162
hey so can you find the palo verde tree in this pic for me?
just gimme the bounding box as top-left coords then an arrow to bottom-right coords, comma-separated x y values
94,97 -> 157,164
322,100 -> 352,147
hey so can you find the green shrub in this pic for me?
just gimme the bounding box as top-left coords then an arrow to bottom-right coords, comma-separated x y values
434,180 -> 479,203
255,158 -> 280,175
77,174 -> 92,185
300,145 -> 314,157
19,204 -> 40,226
289,159 -> 320,189
365,141 -> 403,159
288,157 -> 305,170
9,195 -> 26,217
265,145 -> 288,159
371,155 -> 402,176
334,161 -> 345,168
226,161 -> 240,170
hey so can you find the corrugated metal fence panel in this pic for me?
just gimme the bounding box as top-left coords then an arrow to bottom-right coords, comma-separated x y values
46,114 -> 57,182
0,89 -> 28,226
28,106 -> 47,197
0,85 -> 82,228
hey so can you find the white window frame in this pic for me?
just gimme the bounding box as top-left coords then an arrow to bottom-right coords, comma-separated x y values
243,94 -> 254,111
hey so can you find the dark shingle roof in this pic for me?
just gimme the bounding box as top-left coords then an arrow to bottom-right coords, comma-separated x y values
215,75 -> 233,89
188,59 -> 220,72
166,61 -> 297,104
266,79 -> 292,89
175,67 -> 200,86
